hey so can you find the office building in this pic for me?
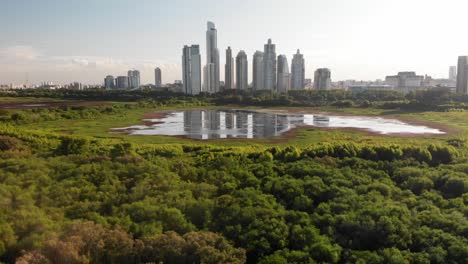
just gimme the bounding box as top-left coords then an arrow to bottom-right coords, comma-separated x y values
225,47 -> 234,90
277,55 -> 290,93
449,66 -> 457,81
116,76 -> 129,89
104,75 -> 115,89
457,56 -> 468,94
182,45 -> 202,95
155,67 -> 162,87
385,71 -> 424,93
314,68 -> 332,90
204,21 -> 220,93
127,70 -> 140,89
253,51 -> 264,91
263,39 -> 276,91
291,49 -> 305,90
236,50 -> 248,90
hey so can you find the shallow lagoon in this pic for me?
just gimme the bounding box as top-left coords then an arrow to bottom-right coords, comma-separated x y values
111,109 -> 445,140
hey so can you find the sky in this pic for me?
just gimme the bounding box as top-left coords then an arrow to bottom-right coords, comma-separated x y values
1,0 -> 468,85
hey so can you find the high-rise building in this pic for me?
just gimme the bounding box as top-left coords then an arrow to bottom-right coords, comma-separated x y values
204,21 -> 220,94
225,47 -> 234,90
104,75 -> 115,89
449,66 -> 457,81
263,39 -> 277,91
116,76 -> 129,89
457,56 -> 468,94
253,51 -> 264,91
182,45 -> 202,95
127,70 -> 140,89
236,50 -> 248,90
155,67 -> 162,87
277,55 -> 290,93
291,49 -> 305,90
314,68 -> 332,90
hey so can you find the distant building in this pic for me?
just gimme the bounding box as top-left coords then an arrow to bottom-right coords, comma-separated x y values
204,21 -> 220,93
277,55 -> 290,93
449,66 -> 457,81
291,49 -> 305,90
225,47 -> 234,90
182,45 -> 202,95
236,51 -> 248,90
385,71 -> 424,93
116,76 -> 129,89
348,85 -> 393,93
104,75 -> 115,89
253,51 -> 264,91
456,56 -> 468,94
128,70 -> 140,89
304,78 -> 313,89
314,68 -> 331,90
154,67 -> 162,87
263,39 -> 276,91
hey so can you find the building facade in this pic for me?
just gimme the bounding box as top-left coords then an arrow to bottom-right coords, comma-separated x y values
277,55 -> 290,93
457,56 -> 468,94
236,50 -> 248,90
225,47 -> 234,90
449,66 -> 457,81
314,68 -> 331,90
204,21 -> 220,94
252,51 -> 264,91
104,75 -> 115,89
127,70 -> 140,89
263,39 -> 277,91
154,67 -> 162,87
115,76 -> 129,89
291,49 -> 305,90
385,71 -> 424,93
182,45 -> 202,95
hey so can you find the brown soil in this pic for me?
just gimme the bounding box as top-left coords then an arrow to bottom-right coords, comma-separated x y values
0,101 -> 109,109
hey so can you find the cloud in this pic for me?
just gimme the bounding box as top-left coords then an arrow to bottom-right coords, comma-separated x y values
0,45 -> 42,61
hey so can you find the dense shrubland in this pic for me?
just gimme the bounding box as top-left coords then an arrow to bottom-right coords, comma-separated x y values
0,127 -> 467,263
5,87 -> 468,111
1,90 -> 468,263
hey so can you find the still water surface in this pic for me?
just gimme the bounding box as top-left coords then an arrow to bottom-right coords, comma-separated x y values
111,109 -> 445,139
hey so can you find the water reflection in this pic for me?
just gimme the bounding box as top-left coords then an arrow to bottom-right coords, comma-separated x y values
111,109 -> 445,139
178,110 -> 294,139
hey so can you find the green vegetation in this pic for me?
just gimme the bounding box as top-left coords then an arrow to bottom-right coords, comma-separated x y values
0,89 -> 468,263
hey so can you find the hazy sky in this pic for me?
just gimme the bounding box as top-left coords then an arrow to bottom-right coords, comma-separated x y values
1,0 -> 467,85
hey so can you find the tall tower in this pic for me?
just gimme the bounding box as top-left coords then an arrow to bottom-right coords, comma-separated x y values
277,55 -> 290,93
154,67 -> 162,87
127,70 -> 140,89
182,45 -> 202,95
104,75 -> 115,89
205,21 -> 220,94
457,56 -> 468,94
236,50 -> 248,90
291,49 -> 305,90
225,47 -> 234,90
253,51 -> 264,91
263,39 -> 277,91
449,66 -> 457,81
314,68 -> 332,90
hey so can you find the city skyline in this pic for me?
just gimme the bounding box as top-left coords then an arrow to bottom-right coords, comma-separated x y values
1,0 -> 468,85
